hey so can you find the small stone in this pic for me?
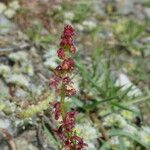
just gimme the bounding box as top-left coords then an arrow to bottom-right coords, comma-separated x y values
8,51 -> 28,62
82,20 -> 97,31
15,88 -> 28,98
4,8 -> 16,19
6,74 -> 30,88
0,64 -> 11,77
0,15 -> 13,34
15,138 -> 38,150
117,0 -> 134,15
141,36 -> 150,44
144,7 -> 150,19
9,0 -> 20,11
116,73 -> 142,97
0,3 -> 6,14
0,116 -> 14,136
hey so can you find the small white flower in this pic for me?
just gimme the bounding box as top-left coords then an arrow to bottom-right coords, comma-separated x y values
116,73 -> 142,97
9,0 -> 20,11
6,74 -> 30,88
4,8 -> 16,18
75,24 -> 84,31
110,136 -> 131,147
29,85 -> 44,96
0,3 -> 6,14
139,126 -> 150,145
103,113 -> 127,128
44,57 -> 58,69
8,51 -> 28,62
110,136 -> 119,146
75,123 -> 99,141
53,5 -> 62,12
0,64 -> 11,76
121,106 -> 139,121
85,142 -> 96,150
82,20 -> 97,30
25,64 -> 34,76
64,11 -> 74,20
43,47 -> 57,58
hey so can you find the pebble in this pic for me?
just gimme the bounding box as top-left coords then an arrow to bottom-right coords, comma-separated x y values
144,7 -> 150,19
0,112 -> 14,136
0,15 -> 15,34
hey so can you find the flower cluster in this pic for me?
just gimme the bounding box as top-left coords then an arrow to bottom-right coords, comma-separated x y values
50,25 -> 87,150
49,25 -> 77,96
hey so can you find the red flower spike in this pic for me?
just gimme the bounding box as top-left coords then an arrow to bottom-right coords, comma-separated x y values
50,25 -> 87,149
57,48 -> 66,59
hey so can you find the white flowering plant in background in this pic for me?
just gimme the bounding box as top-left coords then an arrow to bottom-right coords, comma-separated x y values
0,0 -> 20,18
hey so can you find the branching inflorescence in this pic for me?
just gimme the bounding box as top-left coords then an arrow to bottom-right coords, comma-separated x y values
49,25 -> 87,150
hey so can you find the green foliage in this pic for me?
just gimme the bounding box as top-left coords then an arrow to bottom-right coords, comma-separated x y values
18,96 -> 53,118
112,19 -> 145,50
26,23 -> 55,48
73,3 -> 90,23
73,44 -> 150,149
100,129 -> 149,150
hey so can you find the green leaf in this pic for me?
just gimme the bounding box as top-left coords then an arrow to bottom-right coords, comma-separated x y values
109,129 -> 149,149
84,96 -> 118,111
111,102 -> 139,115
42,122 -> 59,148
118,136 -> 127,150
100,129 -> 149,150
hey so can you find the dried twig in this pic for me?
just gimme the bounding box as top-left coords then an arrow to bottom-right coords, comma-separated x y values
0,128 -> 17,150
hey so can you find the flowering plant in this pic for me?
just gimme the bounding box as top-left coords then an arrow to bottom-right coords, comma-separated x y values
49,25 -> 87,150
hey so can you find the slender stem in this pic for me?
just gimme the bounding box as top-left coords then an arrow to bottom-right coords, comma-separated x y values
60,83 -> 77,150
60,83 -> 65,119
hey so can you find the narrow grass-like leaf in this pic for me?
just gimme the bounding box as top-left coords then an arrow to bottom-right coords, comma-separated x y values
42,122 -> 60,149
109,129 -> 149,149
84,96 -> 118,111
118,136 -> 127,150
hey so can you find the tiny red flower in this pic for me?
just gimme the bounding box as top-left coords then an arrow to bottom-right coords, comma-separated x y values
54,125 -> 66,141
64,25 -> 75,37
72,136 -> 88,150
64,140 -> 73,150
63,111 -> 78,132
65,87 -> 76,97
63,76 -> 72,85
57,48 -> 66,59
62,58 -> 75,71
60,37 -> 73,48
54,65 -> 63,76
49,76 -> 61,89
70,45 -> 76,54
52,102 -> 61,120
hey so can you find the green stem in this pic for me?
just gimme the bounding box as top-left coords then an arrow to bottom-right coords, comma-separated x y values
60,83 -> 76,150
60,83 -> 65,119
